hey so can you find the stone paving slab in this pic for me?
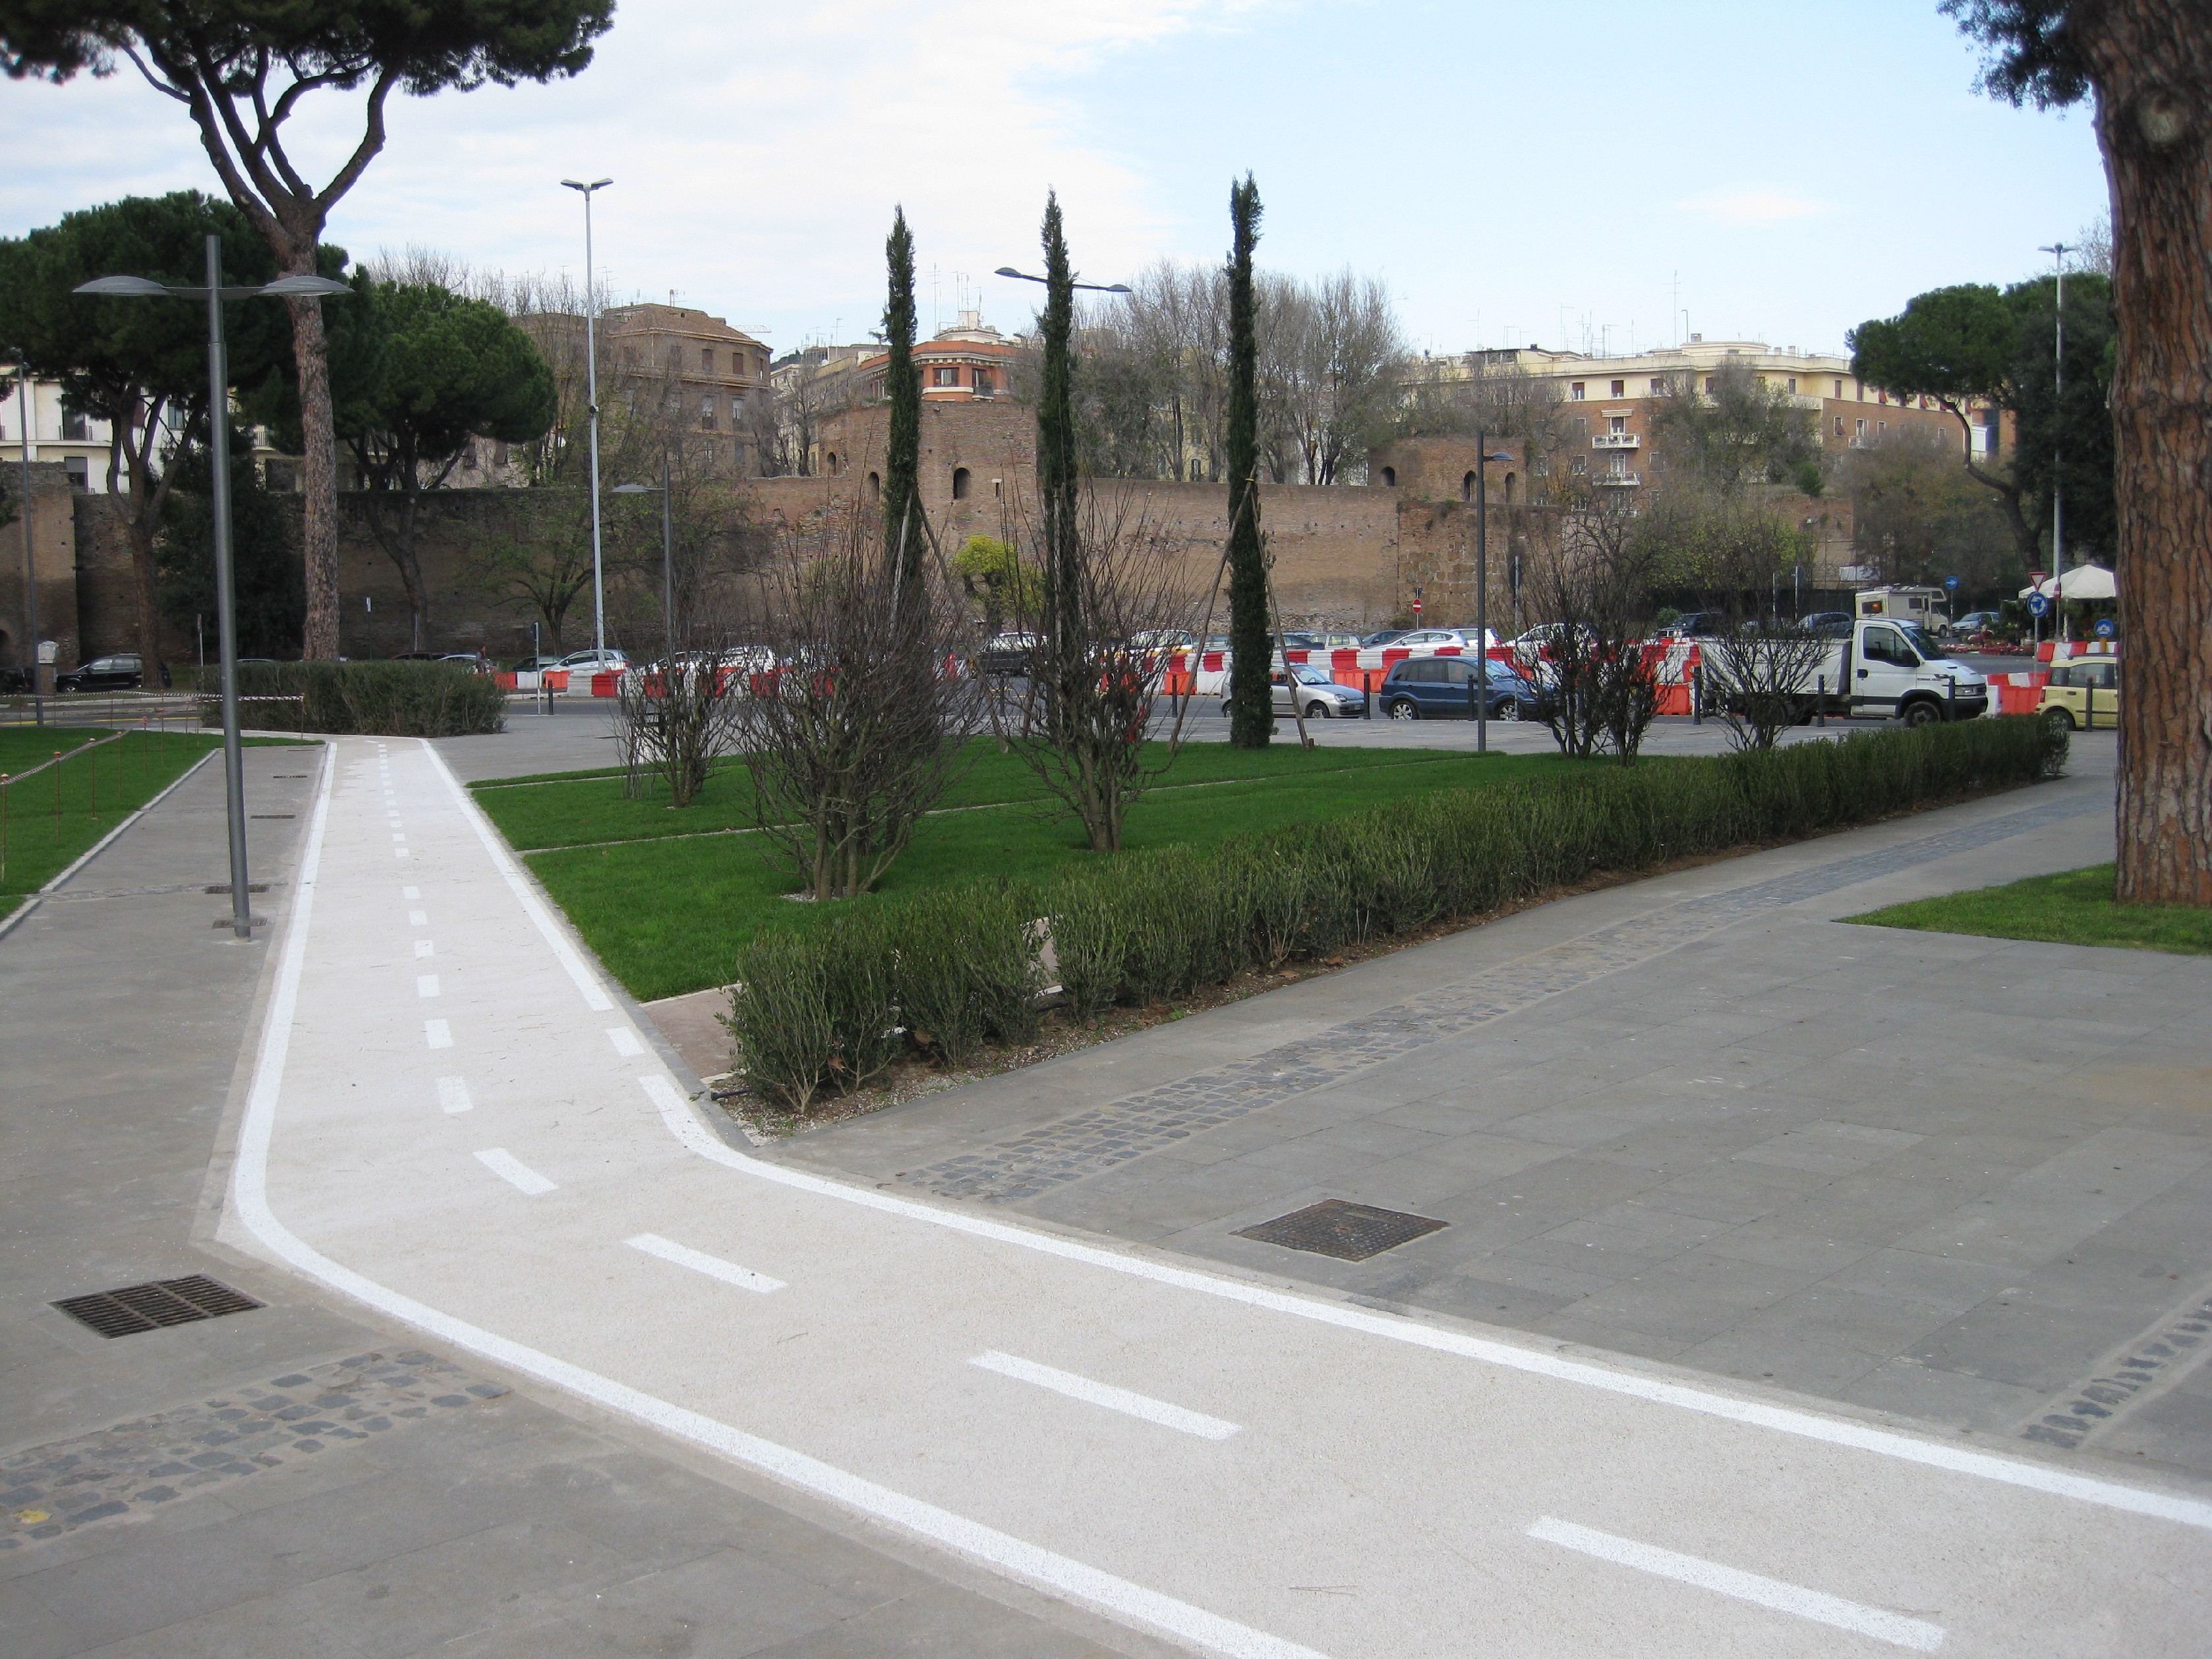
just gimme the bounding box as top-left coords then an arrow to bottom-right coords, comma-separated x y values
777,743 -> 2212,1488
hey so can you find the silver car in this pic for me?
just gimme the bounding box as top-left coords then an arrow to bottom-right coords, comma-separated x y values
1220,664 -> 1364,720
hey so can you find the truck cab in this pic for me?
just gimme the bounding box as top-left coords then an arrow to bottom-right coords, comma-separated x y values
1844,618 -> 1987,724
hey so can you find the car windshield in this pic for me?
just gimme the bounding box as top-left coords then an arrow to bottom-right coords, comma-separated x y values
1291,665 -> 1333,685
1902,625 -> 1952,660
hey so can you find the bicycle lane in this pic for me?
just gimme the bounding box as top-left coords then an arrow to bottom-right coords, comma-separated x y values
222,734 -> 2212,1659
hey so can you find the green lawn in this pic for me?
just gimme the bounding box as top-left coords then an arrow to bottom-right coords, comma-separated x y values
479,741 -> 1592,1001
1849,863 -> 2212,957
0,727 -> 108,774
1,729 -> 234,897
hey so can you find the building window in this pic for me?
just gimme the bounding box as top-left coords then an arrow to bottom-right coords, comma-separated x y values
1461,471 -> 1475,502
1569,381 -> 1585,401
1532,453 -> 1550,477
1502,473 -> 1516,504
1608,415 -> 1626,434
1854,418 -> 1867,438
866,471 -> 881,502
1786,376 -> 1797,393
826,451 -> 840,474
61,406 -> 88,441
952,466 -> 971,500
731,395 -> 743,422
1832,378 -> 1844,397
700,395 -> 717,430
1651,453 -> 1666,473
1878,388 -> 1888,405
701,348 -> 716,373
1834,417 -> 1845,436
1569,455 -> 1587,475
1704,376 -> 1717,394
65,456 -> 89,489
1573,416 -> 1588,437
933,366 -> 957,388
1379,466 -> 1397,487
973,369 -> 993,395
1609,379 -> 1624,397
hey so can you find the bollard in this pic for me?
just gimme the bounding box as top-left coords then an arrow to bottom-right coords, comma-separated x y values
52,750 -> 61,824
1816,674 -> 1826,727
1691,665 -> 1703,725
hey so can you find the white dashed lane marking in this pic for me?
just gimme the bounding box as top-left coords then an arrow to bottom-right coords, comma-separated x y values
436,1076 -> 473,1115
607,1028 -> 644,1057
627,1233 -> 786,1294
474,1148 -> 557,1196
424,1018 -> 452,1049
970,1351 -> 1241,1442
417,975 -> 440,999
1525,1518 -> 1945,1653
414,940 -> 434,959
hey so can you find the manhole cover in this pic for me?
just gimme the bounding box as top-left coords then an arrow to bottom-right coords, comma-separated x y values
53,1275 -> 263,1338
1235,1199 -> 1447,1262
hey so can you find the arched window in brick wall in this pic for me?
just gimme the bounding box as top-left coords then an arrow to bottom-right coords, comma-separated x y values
1380,466 -> 1396,487
952,467 -> 971,500
1461,471 -> 1474,502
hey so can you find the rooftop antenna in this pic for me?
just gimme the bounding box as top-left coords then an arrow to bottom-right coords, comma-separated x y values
931,265 -> 941,337
1671,272 -> 1681,347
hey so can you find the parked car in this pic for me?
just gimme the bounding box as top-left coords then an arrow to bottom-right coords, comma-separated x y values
1360,628 -> 1409,648
1219,664 -> 1365,721
438,652 -> 492,674
54,653 -> 144,693
554,648 -> 629,676
1389,627 -> 1496,652
511,654 -> 566,674
0,665 -> 28,693
1660,610 -> 1728,638
976,631 -> 1037,677
1950,610 -> 2002,638
1799,611 -> 1855,637
2038,657 -> 2118,730
388,651 -> 444,662
1378,656 -> 1537,721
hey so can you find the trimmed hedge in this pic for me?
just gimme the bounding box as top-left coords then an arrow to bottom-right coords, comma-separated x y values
196,661 -> 507,737
726,718 -> 2066,1109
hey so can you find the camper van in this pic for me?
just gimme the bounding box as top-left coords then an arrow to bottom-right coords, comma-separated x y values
1853,585 -> 1952,633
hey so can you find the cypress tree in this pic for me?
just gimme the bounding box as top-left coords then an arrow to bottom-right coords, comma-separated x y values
1225,175 -> 1271,748
882,208 -> 923,584
1036,193 -> 1080,694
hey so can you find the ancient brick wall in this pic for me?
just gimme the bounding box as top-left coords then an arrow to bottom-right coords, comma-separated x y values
2,462 -> 82,678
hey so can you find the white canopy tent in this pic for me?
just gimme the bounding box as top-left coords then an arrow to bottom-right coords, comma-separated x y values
2020,563 -> 2118,601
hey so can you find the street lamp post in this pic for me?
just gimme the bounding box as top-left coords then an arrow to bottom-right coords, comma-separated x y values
563,179 -> 614,656
75,237 -> 349,940
993,267 -> 1132,296
9,362 -> 38,724
612,452 -> 674,658
1472,436 -> 1513,754
2037,241 -> 2068,641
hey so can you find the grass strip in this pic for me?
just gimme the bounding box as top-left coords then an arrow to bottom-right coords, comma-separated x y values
0,730 -> 228,896
525,750 -> 1577,1001
1848,863 -> 2212,957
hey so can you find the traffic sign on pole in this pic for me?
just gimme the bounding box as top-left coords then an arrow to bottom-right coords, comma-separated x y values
2026,593 -> 2051,618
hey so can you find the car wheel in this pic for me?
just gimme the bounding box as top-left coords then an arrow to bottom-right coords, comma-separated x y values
1304,701 -> 1329,720
1902,699 -> 1942,728
2043,707 -> 2077,732
1218,704 -> 1233,719
1386,698 -> 1418,721
1498,697 -> 1521,722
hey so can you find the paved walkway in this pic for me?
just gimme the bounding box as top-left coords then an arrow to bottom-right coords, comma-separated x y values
194,732 -> 2210,1656
782,736 -> 2212,1480
0,748 -> 1159,1658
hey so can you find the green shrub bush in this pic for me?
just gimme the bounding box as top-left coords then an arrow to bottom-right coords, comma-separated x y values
194,661 -> 506,737
725,718 -> 2061,1111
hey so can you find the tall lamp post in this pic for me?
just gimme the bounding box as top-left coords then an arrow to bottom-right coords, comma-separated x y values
75,239 -> 350,940
7,361 -> 38,724
563,179 -> 614,656
612,453 -> 674,657
2037,241 -> 2068,641
1472,436 -> 1513,754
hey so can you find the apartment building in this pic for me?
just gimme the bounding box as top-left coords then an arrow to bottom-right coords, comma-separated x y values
521,301 -> 772,475
0,378 -> 119,492
854,310 -> 1020,405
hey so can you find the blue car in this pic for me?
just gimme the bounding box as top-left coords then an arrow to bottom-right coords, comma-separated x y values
1378,655 -> 1537,721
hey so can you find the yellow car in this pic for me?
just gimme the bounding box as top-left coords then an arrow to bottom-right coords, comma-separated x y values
2039,658 -> 2119,730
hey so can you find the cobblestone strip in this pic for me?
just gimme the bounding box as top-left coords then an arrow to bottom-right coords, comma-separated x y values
908,792 -> 2101,1203
2020,1293 -> 2212,1450
0,1351 -> 509,1550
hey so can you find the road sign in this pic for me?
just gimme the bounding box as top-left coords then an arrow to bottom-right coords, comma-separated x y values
2095,618 -> 2115,639
1944,575 -> 1960,590
2026,593 -> 2051,618
1411,597 -> 1422,614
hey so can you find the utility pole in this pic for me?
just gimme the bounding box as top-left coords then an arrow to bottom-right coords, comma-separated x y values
12,363 -> 38,724
564,178 -> 614,655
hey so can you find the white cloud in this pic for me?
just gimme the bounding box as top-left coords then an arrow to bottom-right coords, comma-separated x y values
0,0 -> 1249,348
1677,187 -> 1826,226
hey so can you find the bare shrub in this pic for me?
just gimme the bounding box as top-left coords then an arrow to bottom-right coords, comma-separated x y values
738,517 -> 981,900
1701,620 -> 1833,751
1528,488 -> 1662,763
994,486 -> 1202,851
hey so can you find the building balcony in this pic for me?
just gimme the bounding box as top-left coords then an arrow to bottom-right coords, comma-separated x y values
1593,470 -> 1642,487
1592,432 -> 1640,450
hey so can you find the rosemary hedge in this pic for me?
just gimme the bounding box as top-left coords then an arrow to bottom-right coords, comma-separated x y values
196,661 -> 507,737
726,718 -> 2065,1111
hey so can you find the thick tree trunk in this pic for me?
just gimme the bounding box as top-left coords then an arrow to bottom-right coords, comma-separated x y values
2083,6 -> 2212,904
286,286 -> 343,660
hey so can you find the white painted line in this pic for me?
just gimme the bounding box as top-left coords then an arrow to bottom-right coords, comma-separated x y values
972,1351 -> 1239,1441
626,1077 -> 2212,1534
416,974 -> 440,999
425,743 -> 612,1012
627,1232 -> 785,1294
424,1018 -> 452,1049
395,847 -> 409,859
435,1076 -> 473,1115
1527,1517 -> 1945,1652
414,939 -> 434,959
473,1147 -> 557,1196
606,1026 -> 645,1057
408,909 -> 428,926
391,833 -> 406,843
231,766 -> 1329,1659
403,885 -> 421,900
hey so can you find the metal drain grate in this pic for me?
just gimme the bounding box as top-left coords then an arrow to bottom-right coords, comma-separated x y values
204,883 -> 270,894
53,1275 -> 263,1339
1235,1199 -> 1447,1262
248,813 -> 295,819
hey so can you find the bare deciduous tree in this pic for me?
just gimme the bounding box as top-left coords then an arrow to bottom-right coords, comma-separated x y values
738,521 -> 980,900
612,612 -> 751,807
1528,488 -> 1662,763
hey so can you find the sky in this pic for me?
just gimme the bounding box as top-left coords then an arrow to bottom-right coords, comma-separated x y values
0,0 -> 2109,363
